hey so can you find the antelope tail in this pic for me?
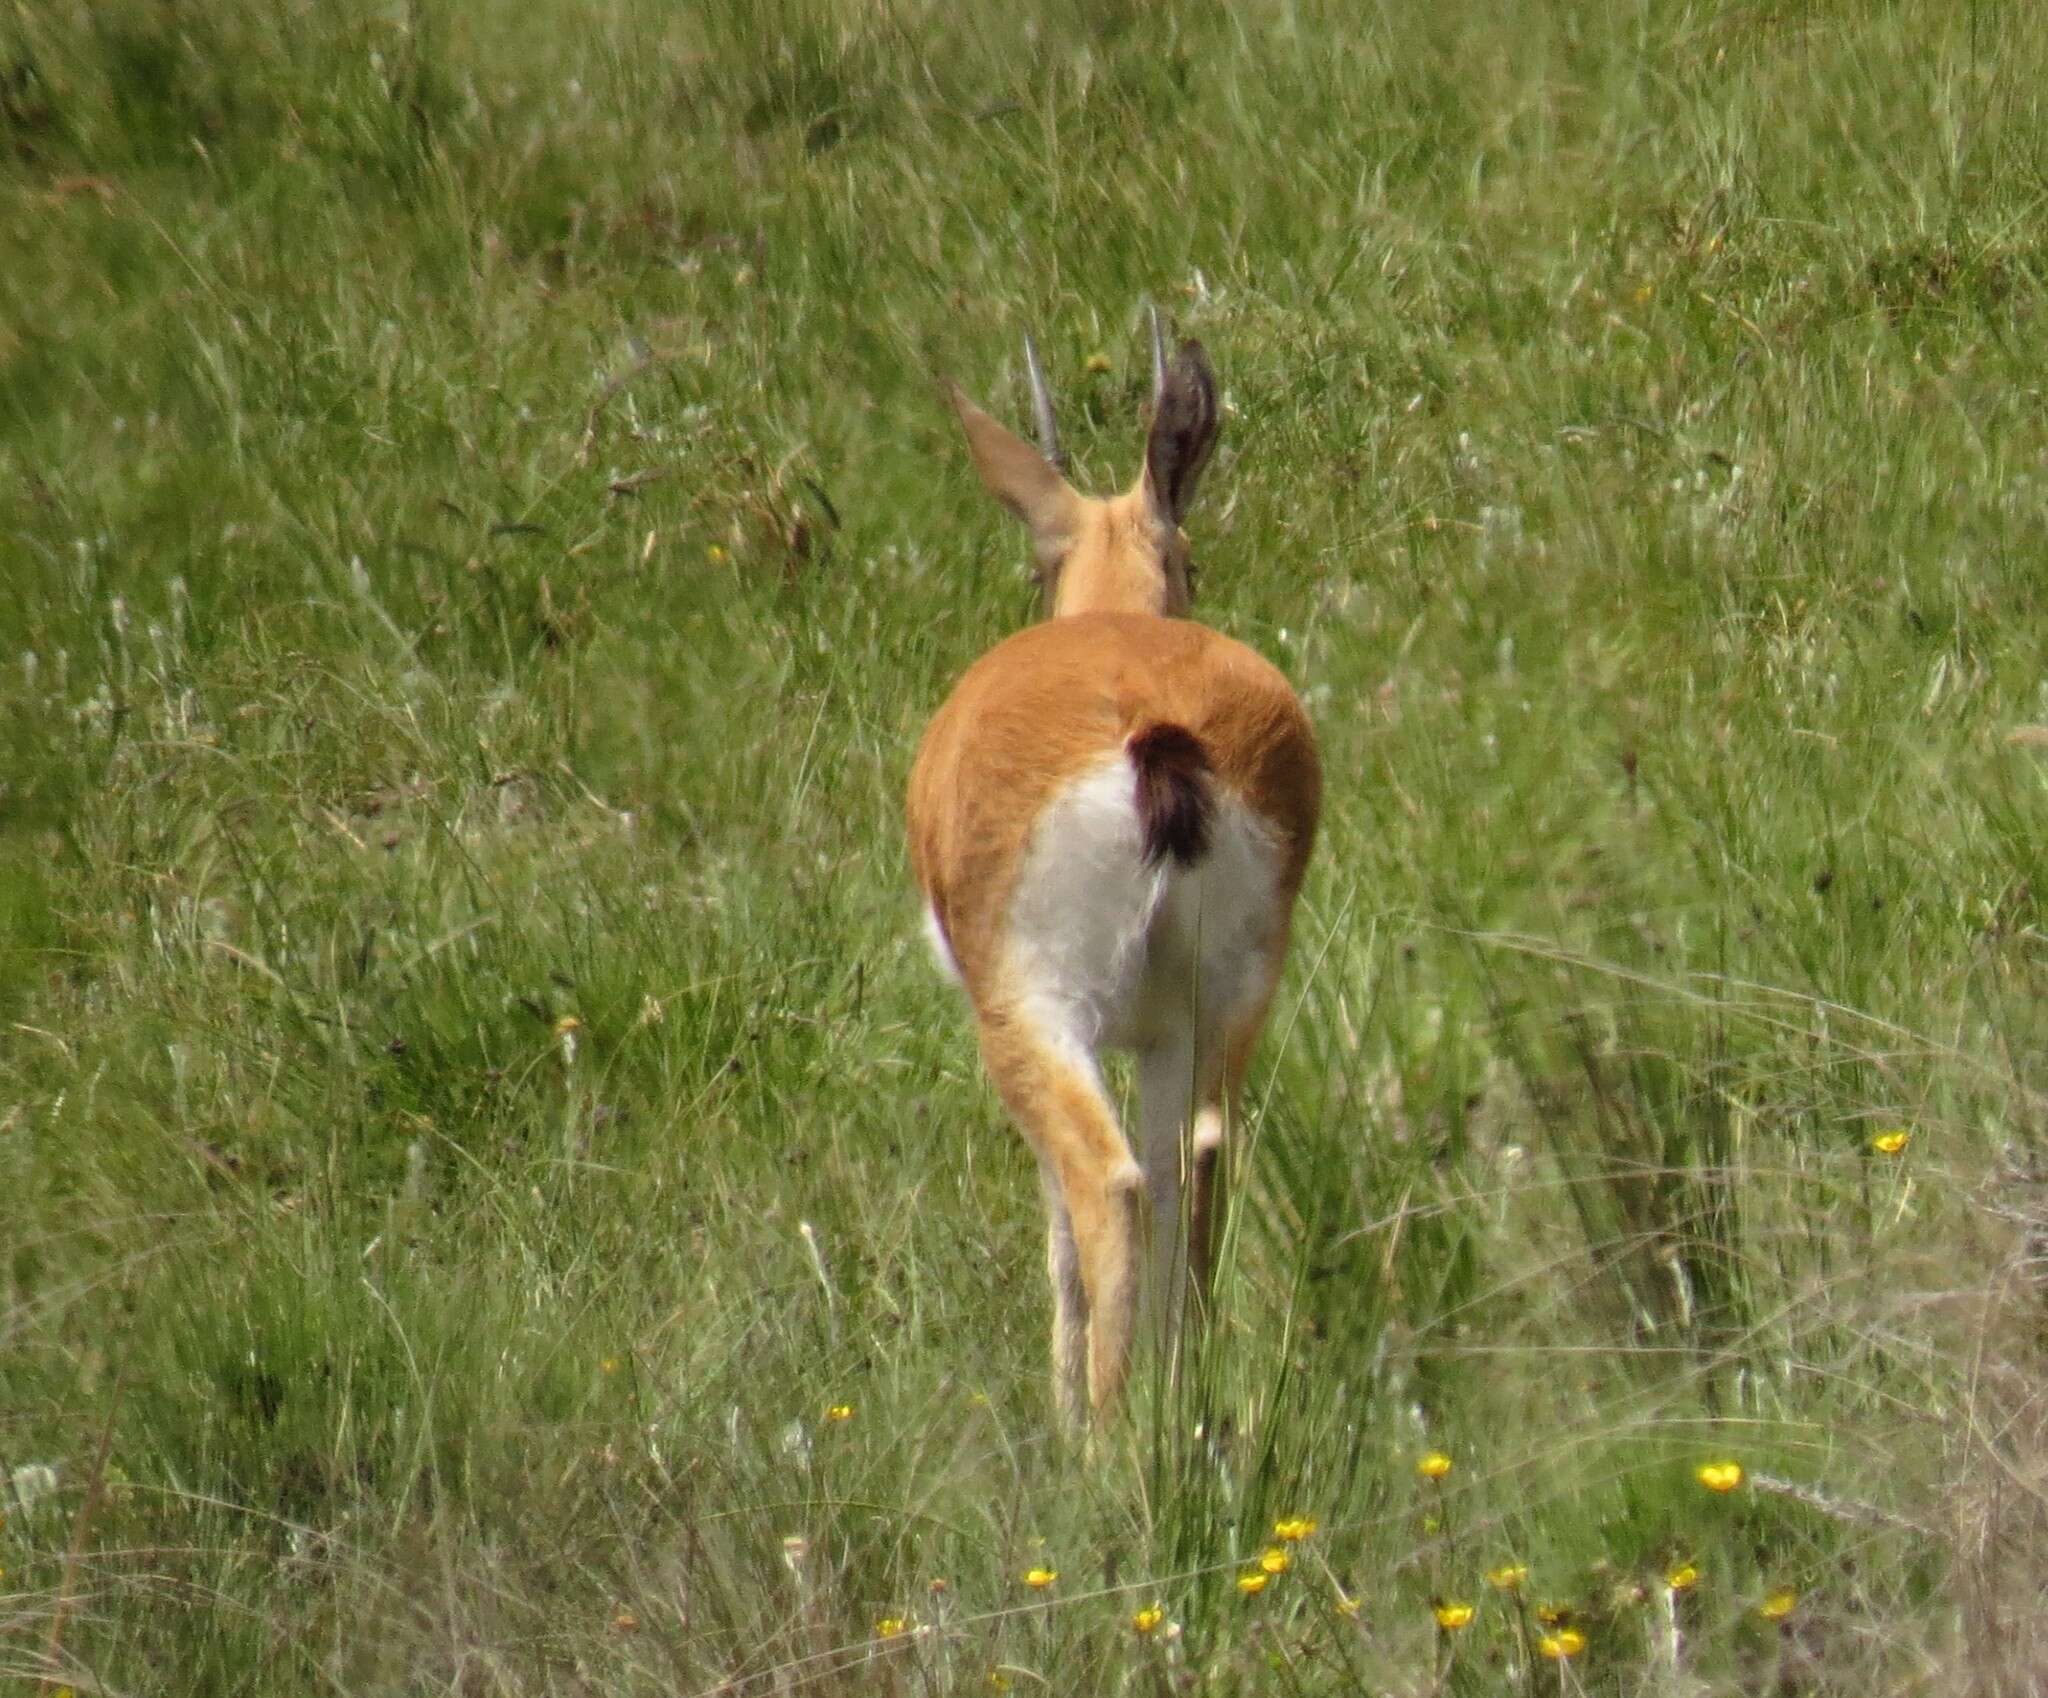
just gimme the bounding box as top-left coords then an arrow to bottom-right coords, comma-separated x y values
1128,723 -> 1214,868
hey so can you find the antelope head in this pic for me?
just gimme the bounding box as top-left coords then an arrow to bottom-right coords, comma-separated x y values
947,307 -> 1220,620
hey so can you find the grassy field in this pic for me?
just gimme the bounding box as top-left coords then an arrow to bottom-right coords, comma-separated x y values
6,0 -> 2048,1691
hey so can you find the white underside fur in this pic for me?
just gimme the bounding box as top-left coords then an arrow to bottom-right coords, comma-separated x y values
923,901 -> 962,984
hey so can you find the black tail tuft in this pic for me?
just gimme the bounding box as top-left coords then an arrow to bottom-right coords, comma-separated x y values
1129,722 -> 1213,868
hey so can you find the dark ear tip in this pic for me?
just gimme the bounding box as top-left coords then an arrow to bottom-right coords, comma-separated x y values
1170,339 -> 1216,393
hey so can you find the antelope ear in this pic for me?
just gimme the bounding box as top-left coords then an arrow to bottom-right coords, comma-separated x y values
948,384 -> 1084,564
1141,340 -> 1219,529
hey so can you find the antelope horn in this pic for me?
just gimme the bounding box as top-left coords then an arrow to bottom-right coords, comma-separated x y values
1021,329 -> 1066,474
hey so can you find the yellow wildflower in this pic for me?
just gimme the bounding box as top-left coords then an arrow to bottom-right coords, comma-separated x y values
1417,1451 -> 1453,1480
1759,1587 -> 1798,1620
1695,1461 -> 1744,1492
601,1357 -> 620,1376
987,1674 -> 1012,1694
1084,352 -> 1113,375
1273,1516 -> 1318,1541
1534,1603 -> 1569,1628
1486,1563 -> 1528,1591
1539,1627 -> 1587,1659
1237,1571 -> 1270,1596
1132,1604 -> 1164,1635
1667,1563 -> 1700,1592
1871,1129 -> 1910,1156
1334,1591 -> 1363,1617
707,544 -> 729,564
824,1404 -> 854,1422
1022,1567 -> 1058,1589
1259,1547 -> 1293,1575
1433,1601 -> 1475,1630
875,1616 -> 910,1639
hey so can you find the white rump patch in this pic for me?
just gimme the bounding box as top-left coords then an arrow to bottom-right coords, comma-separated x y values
1002,751 -> 1286,1057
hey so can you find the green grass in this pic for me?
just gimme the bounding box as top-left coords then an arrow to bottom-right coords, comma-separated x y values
6,0 -> 2048,1690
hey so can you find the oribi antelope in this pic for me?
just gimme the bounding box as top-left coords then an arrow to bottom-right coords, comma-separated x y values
907,316 -> 1320,1426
